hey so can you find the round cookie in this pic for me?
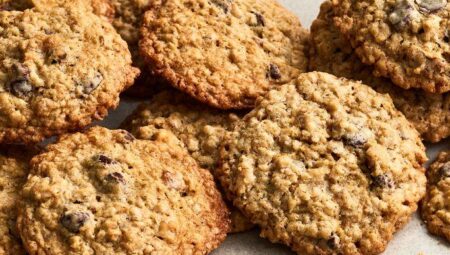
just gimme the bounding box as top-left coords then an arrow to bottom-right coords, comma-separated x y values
0,7 -> 139,144
421,150 -> 450,242
219,72 -> 427,255
0,146 -> 34,255
333,0 -> 450,93
140,0 -> 309,109
17,127 -> 229,254
121,90 -> 254,233
310,1 -> 450,143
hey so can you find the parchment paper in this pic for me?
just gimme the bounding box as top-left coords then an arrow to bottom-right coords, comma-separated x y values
99,1 -> 450,254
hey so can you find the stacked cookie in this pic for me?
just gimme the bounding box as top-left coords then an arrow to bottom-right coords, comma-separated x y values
0,0 -> 448,255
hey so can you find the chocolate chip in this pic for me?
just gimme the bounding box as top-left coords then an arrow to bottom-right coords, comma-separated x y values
8,79 -> 33,98
343,133 -> 368,147
438,162 -> 450,179
371,174 -> 395,189
119,130 -> 135,143
267,64 -> 281,80
252,11 -> 265,26
211,0 -> 233,13
60,211 -> 90,233
83,72 -> 103,94
389,0 -> 420,29
94,154 -> 117,165
106,172 -> 126,184
415,0 -> 447,13
327,233 -> 340,249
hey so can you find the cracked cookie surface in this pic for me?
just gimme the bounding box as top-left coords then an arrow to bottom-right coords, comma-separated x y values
0,146 -> 34,255
310,1 -> 450,143
219,72 -> 427,255
333,0 -> 450,93
17,127 -> 229,255
421,150 -> 450,242
121,90 -> 254,233
139,0 -> 309,109
0,7 -> 139,143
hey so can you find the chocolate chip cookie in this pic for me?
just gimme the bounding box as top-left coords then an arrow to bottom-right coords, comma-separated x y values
333,0 -> 450,93
219,72 -> 427,255
0,146 -> 34,255
17,127 -> 229,254
140,0 -> 309,109
121,90 -> 254,233
421,150 -> 450,242
310,1 -> 450,143
0,7 -> 139,143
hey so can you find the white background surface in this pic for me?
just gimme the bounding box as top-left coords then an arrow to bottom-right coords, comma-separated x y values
99,1 -> 450,254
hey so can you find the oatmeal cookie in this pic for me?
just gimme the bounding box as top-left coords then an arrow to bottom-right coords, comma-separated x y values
310,1 -> 450,143
17,127 -> 229,254
333,0 -> 450,93
421,150 -> 450,242
0,7 -> 139,143
219,72 -> 427,255
140,0 -> 309,109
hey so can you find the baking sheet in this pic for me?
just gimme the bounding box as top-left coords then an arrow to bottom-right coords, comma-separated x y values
99,1 -> 450,254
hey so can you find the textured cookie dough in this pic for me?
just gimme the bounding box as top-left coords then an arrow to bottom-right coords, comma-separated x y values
17,127 -> 230,254
333,0 -> 450,93
219,72 -> 427,255
0,0 -> 114,20
0,146 -> 34,255
421,150 -> 450,242
121,90 -> 254,233
0,7 -> 139,143
310,1 -> 450,143
140,0 -> 309,109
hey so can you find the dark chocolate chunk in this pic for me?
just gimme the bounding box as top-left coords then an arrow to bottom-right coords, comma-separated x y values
327,233 -> 340,249
343,133 -> 368,147
8,79 -> 33,98
93,154 -> 117,165
371,174 -> 395,189
268,64 -> 281,80
60,211 -> 90,233
252,11 -> 266,26
106,172 -> 126,184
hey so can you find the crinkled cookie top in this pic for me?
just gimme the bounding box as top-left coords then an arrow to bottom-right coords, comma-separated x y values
18,127 -> 229,255
333,0 -> 450,93
0,7 -> 139,143
140,0 -> 309,109
219,72 -> 427,255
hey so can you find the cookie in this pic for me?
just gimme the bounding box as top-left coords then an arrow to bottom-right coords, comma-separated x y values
421,150 -> 450,242
0,146 -> 33,255
140,0 -> 309,109
0,7 -> 139,144
333,0 -> 450,93
310,1 -> 450,143
17,127 -> 229,254
219,72 -> 427,255
121,90 -> 254,233
107,0 -> 165,98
